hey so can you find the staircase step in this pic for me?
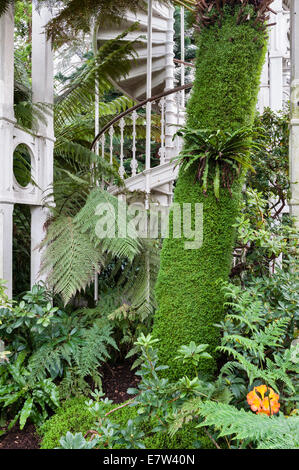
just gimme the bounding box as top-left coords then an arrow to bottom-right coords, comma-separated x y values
97,2 -> 172,101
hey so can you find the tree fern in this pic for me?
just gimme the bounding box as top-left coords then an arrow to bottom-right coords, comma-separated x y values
75,186 -> 142,261
54,26 -> 139,128
40,215 -> 104,304
40,187 -> 149,303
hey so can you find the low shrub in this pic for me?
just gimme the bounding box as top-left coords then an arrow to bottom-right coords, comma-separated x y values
39,396 -> 214,449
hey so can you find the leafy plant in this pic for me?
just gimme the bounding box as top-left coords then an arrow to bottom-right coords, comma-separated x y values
172,399 -> 299,449
175,342 -> 211,375
231,188 -> 298,281
215,282 -> 298,412
0,284 -> 118,397
250,108 -> 290,211
58,431 -> 99,449
0,281 -> 12,309
55,334 -> 217,449
0,352 -> 59,430
174,126 -> 260,198
168,274 -> 298,449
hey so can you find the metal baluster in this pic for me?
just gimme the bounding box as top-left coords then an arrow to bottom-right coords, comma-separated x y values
175,92 -> 182,151
131,110 -> 138,176
145,0 -> 153,208
159,97 -> 166,165
109,125 -> 114,166
101,133 -> 105,159
119,117 -> 125,179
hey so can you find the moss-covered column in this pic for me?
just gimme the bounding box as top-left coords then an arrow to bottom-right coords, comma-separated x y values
153,4 -> 268,380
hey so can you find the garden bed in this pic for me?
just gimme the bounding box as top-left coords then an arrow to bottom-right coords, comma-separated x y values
0,360 -> 138,449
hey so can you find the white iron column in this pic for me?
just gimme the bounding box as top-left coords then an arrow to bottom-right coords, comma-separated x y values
93,20 -> 99,303
31,1 -> 54,287
145,0 -> 153,204
0,5 -> 14,121
269,0 -> 284,111
0,204 -> 14,298
164,4 -> 176,162
289,0 -> 299,228
0,5 -> 15,297
180,6 -> 185,107
258,53 -> 270,113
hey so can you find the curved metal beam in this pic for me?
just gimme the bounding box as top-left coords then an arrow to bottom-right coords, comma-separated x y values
90,82 -> 193,150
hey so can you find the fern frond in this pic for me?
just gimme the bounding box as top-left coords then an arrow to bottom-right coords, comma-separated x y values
221,334 -> 264,360
54,138 -> 122,185
76,320 -> 117,378
74,187 -> 142,262
40,216 -> 103,304
252,317 -> 290,350
196,401 -> 299,448
115,238 -> 160,320
55,27 -> 139,128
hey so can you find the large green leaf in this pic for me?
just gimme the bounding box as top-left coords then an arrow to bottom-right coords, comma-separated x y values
19,397 -> 33,430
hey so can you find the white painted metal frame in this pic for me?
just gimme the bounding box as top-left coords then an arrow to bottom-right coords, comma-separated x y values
258,0 -> 290,112
289,0 -> 299,228
0,2 -> 54,297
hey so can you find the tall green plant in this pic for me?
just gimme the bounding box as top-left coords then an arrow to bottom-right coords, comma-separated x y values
153,3 -> 270,380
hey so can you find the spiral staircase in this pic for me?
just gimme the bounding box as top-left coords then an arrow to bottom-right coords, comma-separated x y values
95,0 -> 291,207
98,2 -> 174,102
97,1 -> 186,206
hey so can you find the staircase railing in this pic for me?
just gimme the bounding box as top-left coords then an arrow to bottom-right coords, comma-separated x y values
90,83 -> 193,181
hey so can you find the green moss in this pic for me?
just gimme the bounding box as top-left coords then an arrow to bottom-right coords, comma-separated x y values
39,397 -> 215,449
39,397 -> 95,449
152,7 -> 268,380
144,422 -> 215,450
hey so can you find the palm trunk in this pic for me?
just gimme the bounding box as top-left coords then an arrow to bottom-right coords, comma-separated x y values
153,5 -> 268,380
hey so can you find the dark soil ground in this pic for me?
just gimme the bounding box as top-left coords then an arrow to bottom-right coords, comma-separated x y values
0,360 -> 138,450
0,424 -> 40,450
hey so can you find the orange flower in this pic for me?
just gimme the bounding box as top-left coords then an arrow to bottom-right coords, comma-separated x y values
247,385 -> 280,416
